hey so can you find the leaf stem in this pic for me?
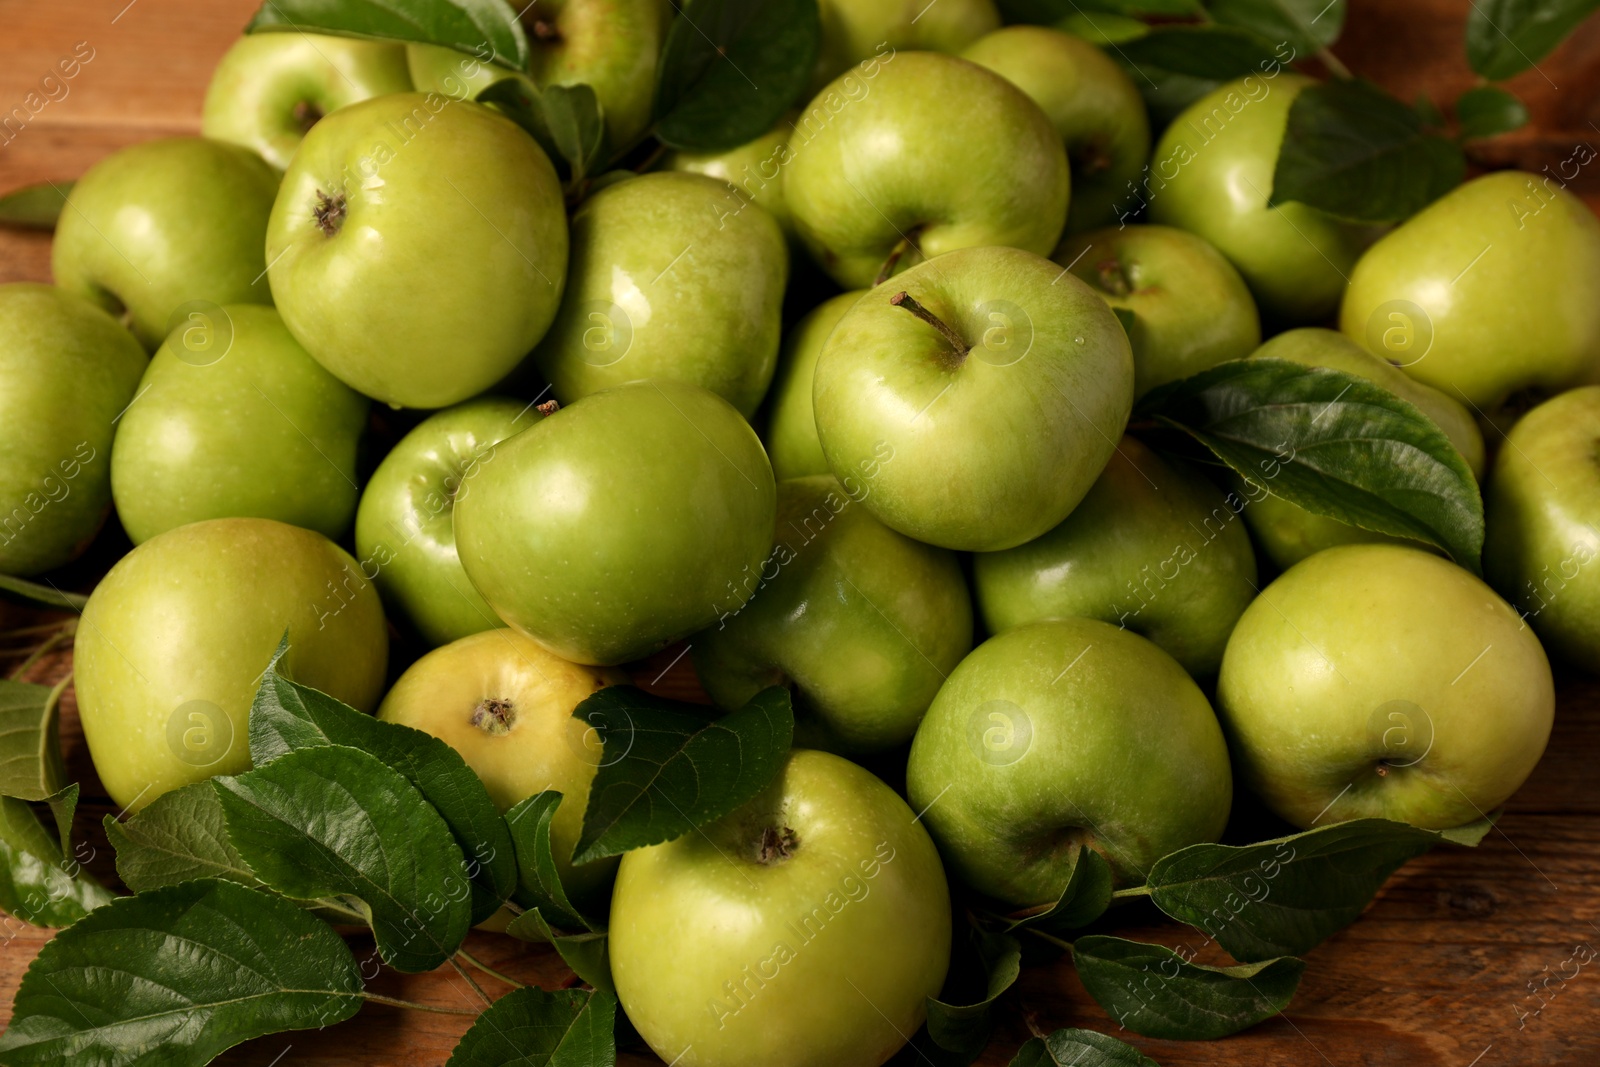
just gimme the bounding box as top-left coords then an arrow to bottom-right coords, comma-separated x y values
359,992 -> 480,1017
1318,46 -> 1353,80
1111,885 -> 1153,899
1025,928 -> 1075,953
9,623 -> 76,681
457,950 -> 527,989
448,955 -> 496,1007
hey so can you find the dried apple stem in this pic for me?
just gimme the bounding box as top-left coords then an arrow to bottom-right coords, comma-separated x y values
890,292 -> 969,360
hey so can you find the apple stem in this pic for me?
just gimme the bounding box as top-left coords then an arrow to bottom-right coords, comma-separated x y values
313,190 -> 347,237
890,292 -> 969,360
1072,140 -> 1113,177
1096,258 -> 1133,298
291,99 -> 324,135
531,18 -> 562,43
874,230 -> 921,287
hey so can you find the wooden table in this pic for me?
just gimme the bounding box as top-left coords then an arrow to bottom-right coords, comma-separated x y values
4,1 -> 1600,1064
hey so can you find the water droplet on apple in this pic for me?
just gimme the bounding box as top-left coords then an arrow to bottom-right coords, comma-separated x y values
1073,336 -> 1084,345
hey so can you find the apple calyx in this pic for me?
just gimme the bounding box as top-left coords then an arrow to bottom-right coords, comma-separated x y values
756,825 -> 799,865
470,697 -> 517,736
313,190 -> 347,237
890,292 -> 970,362
291,99 -> 324,135
536,399 -> 560,417
1095,258 -> 1133,298
1072,139 -> 1114,178
530,18 -> 562,44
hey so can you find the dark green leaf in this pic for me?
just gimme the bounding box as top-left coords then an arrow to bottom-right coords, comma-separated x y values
214,745 -> 473,972
1145,818 -> 1455,961
1456,85 -> 1530,138
997,0 -> 1199,19
1008,1029 -> 1160,1066
505,791 -> 591,931
1466,0 -> 1600,81
247,0 -> 529,71
1074,935 -> 1304,1039
40,783 -> 77,861
477,77 -> 565,166
0,182 -> 71,230
1271,78 -> 1465,223
1059,12 -> 1152,44
0,879 -> 362,1065
0,678 -> 66,802
1208,0 -> 1346,55
654,0 -> 821,152
506,910 -> 615,993
572,685 -> 793,865
250,650 -> 516,924
1003,846 -> 1114,936
542,84 -> 607,182
926,930 -> 1021,1059
1137,357 -> 1485,572
0,794 -> 112,928
1414,90 -> 1444,127
0,573 -> 88,611
1115,26 -> 1283,79
106,781 -> 263,893
1120,64 -> 1220,128
446,986 -> 617,1067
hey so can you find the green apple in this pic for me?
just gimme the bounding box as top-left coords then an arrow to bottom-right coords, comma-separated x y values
665,120 -> 793,236
784,51 -> 1069,289
765,291 -> 864,480
109,304 -> 368,545
1217,544 -> 1553,829
530,171 -> 787,417
407,0 -> 665,152
266,93 -> 568,409
455,380 -> 776,665
812,0 -> 999,88
694,475 -> 973,753
52,137 -> 280,350
973,436 -> 1257,679
610,748 -> 950,1067
1239,327 -> 1487,570
1054,224 -> 1260,396
355,396 -> 538,648
1485,386 -> 1600,671
1340,170 -> 1600,408
377,628 -> 624,900
201,33 -> 413,170
907,618 -> 1232,898
813,245 -> 1133,551
0,285 -> 146,577
1148,74 -> 1364,324
962,25 -> 1149,234
75,517 -> 388,812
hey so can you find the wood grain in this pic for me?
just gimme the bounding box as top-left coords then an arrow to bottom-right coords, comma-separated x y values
4,1 -> 1600,1064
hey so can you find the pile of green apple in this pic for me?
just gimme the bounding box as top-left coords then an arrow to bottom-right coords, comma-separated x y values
2,0 -> 1599,1064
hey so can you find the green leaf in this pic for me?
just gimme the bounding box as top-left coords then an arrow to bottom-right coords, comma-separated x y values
1271,78 -> 1465,223
249,651 -> 517,924
1414,90 -> 1444,127
0,181 -> 71,230
572,685 -> 794,865
654,0 -> 821,152
505,791 -> 592,931
542,83 -> 607,182
214,745 -> 473,972
1441,810 -> 1499,847
105,781 -> 262,893
0,794 -> 112,928
999,0 -> 1199,18
1466,0 -> 1600,81
1002,846 -> 1114,936
1456,85 -> 1530,138
506,910 -> 615,994
1058,12 -> 1151,44
1073,935 -> 1304,1039
1137,357 -> 1485,573
1144,818 -> 1457,961
1008,1029 -> 1160,1066
1207,0 -> 1346,55
446,986 -> 617,1067
0,573 -> 88,611
246,0 -> 529,72
926,930 -> 1021,1059
0,678 -> 66,803
1115,26 -> 1283,79
0,879 -> 363,1065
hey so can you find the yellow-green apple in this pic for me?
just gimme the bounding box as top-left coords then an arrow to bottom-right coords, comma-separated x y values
811,0 -> 999,88
455,381 -> 775,665
0,284 -> 145,577
378,628 -> 623,900
201,33 -> 413,170
1149,74 -> 1363,324
266,92 -> 568,409
784,52 -> 1069,289
109,305 -> 368,545
907,618 -> 1232,898
1485,386 -> 1600,671
52,137 -> 280,349
1340,171 -> 1600,408
1239,328 -> 1487,570
693,475 -> 972,753
75,517 -> 388,812
974,437 -> 1257,678
531,171 -> 787,417
665,120 -> 793,236
765,291 -> 863,480
962,25 -> 1149,234
1054,223 -> 1260,396
610,748 -> 951,1067
355,397 -> 537,648
813,245 -> 1133,551
1217,544 -> 1553,829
